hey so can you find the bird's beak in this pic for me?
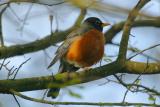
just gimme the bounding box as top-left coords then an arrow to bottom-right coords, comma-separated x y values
102,23 -> 110,27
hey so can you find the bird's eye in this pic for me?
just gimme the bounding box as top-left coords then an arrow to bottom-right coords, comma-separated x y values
95,21 -> 100,25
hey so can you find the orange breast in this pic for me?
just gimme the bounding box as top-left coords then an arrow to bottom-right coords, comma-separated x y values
65,29 -> 105,67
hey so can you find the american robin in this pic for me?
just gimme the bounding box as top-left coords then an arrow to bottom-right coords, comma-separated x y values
47,17 -> 110,98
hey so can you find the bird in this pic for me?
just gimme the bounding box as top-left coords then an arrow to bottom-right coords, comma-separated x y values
47,17 -> 110,98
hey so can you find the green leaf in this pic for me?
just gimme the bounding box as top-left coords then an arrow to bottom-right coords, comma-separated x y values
135,79 -> 141,85
68,90 -> 82,99
148,95 -> 156,102
127,85 -> 132,90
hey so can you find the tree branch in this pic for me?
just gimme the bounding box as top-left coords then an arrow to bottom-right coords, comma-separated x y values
105,19 -> 160,44
8,89 -> 160,107
0,61 -> 120,93
114,74 -> 160,96
0,4 -> 9,47
0,29 -> 71,58
0,18 -> 159,60
125,61 -> 160,74
128,43 -> 160,60
0,61 -> 160,94
0,1 -> 159,106
117,0 -> 150,62
0,8 -> 87,59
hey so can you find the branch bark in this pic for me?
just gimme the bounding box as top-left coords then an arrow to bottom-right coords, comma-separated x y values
105,19 -> 160,44
8,89 -> 160,107
117,0 -> 150,62
0,29 -> 71,58
0,19 -> 159,59
0,8 -> 87,59
0,61 -> 160,94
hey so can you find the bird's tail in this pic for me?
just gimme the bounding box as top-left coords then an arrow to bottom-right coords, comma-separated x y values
47,59 -> 79,98
47,88 -> 60,99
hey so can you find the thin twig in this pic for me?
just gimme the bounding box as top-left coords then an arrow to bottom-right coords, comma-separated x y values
0,1 -> 66,7
121,74 -> 141,102
31,1 -> 66,6
128,43 -> 160,60
114,74 -> 160,97
122,90 -> 129,102
9,89 -> 160,106
0,3 -> 9,46
19,3 -> 34,36
111,42 -> 160,62
12,94 -> 21,107
7,66 -> 16,79
42,89 -> 48,100
0,58 -> 6,70
8,4 -> 22,22
13,58 -> 31,79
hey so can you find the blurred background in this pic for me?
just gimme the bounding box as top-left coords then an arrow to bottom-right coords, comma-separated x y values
0,0 -> 160,107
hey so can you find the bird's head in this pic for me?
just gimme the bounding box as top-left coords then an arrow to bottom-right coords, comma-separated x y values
84,17 -> 110,32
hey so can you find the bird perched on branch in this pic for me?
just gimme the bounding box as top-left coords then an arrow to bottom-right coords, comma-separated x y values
47,17 -> 110,98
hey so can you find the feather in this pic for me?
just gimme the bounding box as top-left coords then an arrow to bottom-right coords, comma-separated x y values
47,23 -> 92,68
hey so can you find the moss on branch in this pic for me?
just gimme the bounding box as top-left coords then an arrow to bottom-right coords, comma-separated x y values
0,61 -> 160,94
